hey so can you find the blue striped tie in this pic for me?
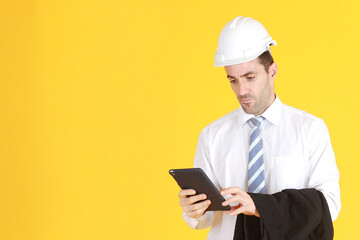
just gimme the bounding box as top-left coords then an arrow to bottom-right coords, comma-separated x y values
248,116 -> 266,194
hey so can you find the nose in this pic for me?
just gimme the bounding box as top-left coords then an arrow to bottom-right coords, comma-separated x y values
237,82 -> 248,96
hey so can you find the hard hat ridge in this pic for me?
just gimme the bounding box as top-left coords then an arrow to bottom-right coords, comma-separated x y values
214,16 -> 276,67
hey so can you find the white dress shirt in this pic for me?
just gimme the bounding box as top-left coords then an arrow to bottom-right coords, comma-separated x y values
183,96 -> 341,240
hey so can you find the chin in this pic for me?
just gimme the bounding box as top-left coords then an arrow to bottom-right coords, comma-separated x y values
242,107 -> 254,115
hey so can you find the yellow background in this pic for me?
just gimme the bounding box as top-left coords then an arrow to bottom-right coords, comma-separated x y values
1,0 -> 359,239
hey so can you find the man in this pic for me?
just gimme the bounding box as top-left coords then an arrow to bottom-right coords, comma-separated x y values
178,16 -> 341,239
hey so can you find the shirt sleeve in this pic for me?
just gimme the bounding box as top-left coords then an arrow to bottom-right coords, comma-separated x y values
182,211 -> 215,229
182,129 -> 217,229
307,118 -> 341,221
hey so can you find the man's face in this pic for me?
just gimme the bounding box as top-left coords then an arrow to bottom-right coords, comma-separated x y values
224,58 -> 277,116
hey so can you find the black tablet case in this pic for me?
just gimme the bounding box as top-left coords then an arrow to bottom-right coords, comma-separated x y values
169,168 -> 230,211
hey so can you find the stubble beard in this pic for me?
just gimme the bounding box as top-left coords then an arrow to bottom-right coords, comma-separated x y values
239,89 -> 273,116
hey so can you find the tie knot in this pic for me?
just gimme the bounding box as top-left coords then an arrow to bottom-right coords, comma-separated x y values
249,116 -> 264,127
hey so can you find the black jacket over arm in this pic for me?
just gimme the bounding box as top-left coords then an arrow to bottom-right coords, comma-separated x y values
233,188 -> 333,240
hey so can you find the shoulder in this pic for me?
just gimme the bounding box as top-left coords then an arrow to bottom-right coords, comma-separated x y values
281,103 -> 327,130
200,108 -> 239,137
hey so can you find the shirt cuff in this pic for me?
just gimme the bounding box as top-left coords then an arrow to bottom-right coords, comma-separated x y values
182,211 -> 214,229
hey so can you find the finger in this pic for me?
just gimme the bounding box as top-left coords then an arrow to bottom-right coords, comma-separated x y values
187,204 -> 210,218
184,199 -> 211,212
186,193 -> 207,205
220,187 -> 242,196
222,195 -> 242,206
180,193 -> 207,207
228,206 -> 246,216
224,205 -> 240,214
179,189 -> 196,199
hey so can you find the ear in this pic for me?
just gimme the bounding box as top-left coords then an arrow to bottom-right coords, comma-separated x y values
269,62 -> 278,81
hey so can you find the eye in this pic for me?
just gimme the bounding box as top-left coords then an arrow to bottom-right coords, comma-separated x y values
247,76 -> 255,80
228,78 -> 236,83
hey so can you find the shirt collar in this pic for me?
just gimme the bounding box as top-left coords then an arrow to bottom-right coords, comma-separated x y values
237,94 -> 283,129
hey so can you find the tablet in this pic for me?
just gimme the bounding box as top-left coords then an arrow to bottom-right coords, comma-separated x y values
169,168 -> 230,211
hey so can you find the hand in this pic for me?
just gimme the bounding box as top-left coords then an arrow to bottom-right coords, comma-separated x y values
220,187 -> 260,217
178,189 -> 211,219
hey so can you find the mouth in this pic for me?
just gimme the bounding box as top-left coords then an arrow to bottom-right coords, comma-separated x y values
240,98 -> 252,104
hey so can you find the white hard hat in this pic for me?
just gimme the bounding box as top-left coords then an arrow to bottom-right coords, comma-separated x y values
214,16 -> 277,67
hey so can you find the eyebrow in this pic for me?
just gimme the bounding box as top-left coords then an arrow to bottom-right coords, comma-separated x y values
227,71 -> 256,79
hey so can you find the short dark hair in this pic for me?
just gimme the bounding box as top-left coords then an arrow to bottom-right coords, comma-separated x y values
257,51 -> 274,73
